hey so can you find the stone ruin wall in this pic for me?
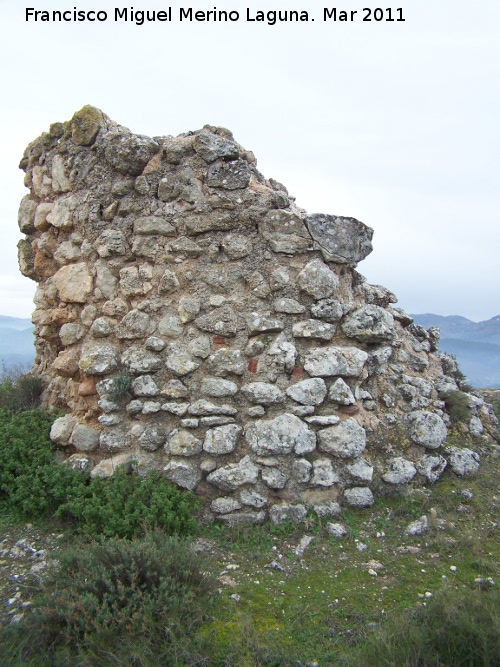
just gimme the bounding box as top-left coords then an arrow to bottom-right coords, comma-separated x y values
16,106 -> 498,525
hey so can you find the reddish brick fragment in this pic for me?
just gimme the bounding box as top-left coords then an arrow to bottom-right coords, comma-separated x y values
213,336 -> 226,345
247,358 -> 258,373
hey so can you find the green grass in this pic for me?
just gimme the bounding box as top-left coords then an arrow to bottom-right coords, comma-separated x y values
187,455 -> 500,665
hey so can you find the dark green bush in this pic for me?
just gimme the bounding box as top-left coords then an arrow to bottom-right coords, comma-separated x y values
0,409 -> 200,538
1,534 -> 216,665
0,409 -> 85,517
346,586 -> 500,666
0,371 -> 43,411
445,390 -> 473,423
58,467 -> 201,539
105,373 -> 132,403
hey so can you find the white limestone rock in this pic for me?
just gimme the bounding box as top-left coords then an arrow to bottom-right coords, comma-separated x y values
79,345 -> 119,375
164,460 -> 202,490
165,346 -> 199,376
200,377 -> 238,397
158,314 -> 184,338
311,459 -> 339,487
246,414 -> 316,455
310,298 -> 344,323
246,311 -> 284,336
313,502 -> 341,518
131,375 -> 159,397
286,378 -> 327,406
346,458 -> 374,482
343,487 -> 374,508
189,400 -> 237,416
60,323 -> 87,347
318,418 -> 366,459
53,263 -> 93,303
406,411 -> 447,449
161,402 -> 189,416
447,447 -> 480,476
139,425 -> 167,451
211,498 -> 242,514
191,335 -> 212,359
145,336 -> 166,352
99,427 -> 131,451
341,305 -> 395,343
382,457 -> 417,485
291,458 -> 312,483
469,416 -> 484,436
122,348 -> 162,374
203,424 -> 242,454
292,319 -> 336,341
261,467 -> 288,489
273,298 -> 306,314
303,346 -> 368,377
267,334 -> 297,373
178,297 -> 201,323
405,516 -> 429,536
326,522 -> 347,538
91,452 -> 133,479
50,415 -> 78,445
328,378 -> 356,405
90,317 -> 114,338
195,305 -> 239,337
240,489 -> 268,508
70,424 -> 100,452
297,258 -> 339,299
241,382 -> 285,405
269,503 -> 307,525
416,455 -> 447,483
207,455 -> 259,491
305,214 -> 373,264
304,415 -> 340,426
161,379 -> 188,399
207,348 -> 246,376
165,430 -> 203,456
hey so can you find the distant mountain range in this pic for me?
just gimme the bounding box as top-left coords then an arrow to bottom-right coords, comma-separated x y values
0,313 -> 499,388
411,313 -> 500,388
0,316 -> 35,374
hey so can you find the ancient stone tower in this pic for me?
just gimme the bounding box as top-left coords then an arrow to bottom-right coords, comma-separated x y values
17,106 -> 496,524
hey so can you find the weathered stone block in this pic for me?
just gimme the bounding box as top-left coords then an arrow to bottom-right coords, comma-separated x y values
305,214 -> 373,264
246,414 -> 316,455
317,418 -> 366,459
203,424 -> 242,454
207,455 -> 259,491
304,346 -> 368,377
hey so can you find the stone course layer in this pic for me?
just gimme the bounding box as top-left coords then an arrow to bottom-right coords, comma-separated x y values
17,106 -> 498,524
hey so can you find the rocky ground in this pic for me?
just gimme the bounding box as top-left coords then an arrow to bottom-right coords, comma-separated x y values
0,525 -> 66,626
1,445 -> 498,649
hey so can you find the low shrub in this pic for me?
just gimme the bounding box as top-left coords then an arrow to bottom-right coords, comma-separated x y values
0,409 -> 200,538
346,585 -> 500,666
105,373 -> 132,403
445,390 -> 473,423
1,534 -> 216,665
0,369 -> 43,411
0,409 -> 85,518
58,467 -> 201,539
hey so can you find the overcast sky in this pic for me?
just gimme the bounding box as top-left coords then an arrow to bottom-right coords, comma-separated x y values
0,0 -> 498,320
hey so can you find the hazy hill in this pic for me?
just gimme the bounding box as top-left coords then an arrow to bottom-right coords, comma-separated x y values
411,313 -> 500,388
0,316 -> 35,373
